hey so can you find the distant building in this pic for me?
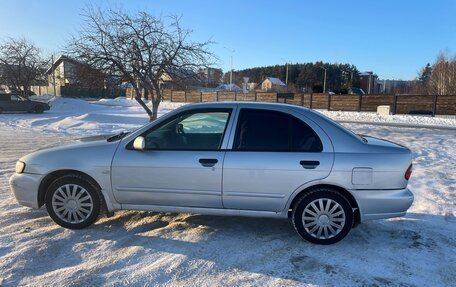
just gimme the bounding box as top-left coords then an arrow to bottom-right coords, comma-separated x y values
358,72 -> 381,94
349,87 -> 365,95
160,67 -> 203,90
248,82 -> 258,91
380,79 -> 419,94
261,77 -> 286,91
45,55 -> 105,88
216,83 -> 243,92
198,67 -> 223,87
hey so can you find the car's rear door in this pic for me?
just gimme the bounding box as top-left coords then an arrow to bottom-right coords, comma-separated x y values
9,95 -> 24,111
111,107 -> 236,208
222,107 -> 334,212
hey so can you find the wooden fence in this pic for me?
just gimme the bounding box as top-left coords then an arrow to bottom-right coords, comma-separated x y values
151,90 -> 455,115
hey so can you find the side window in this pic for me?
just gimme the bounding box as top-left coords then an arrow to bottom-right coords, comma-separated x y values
234,109 -> 289,151
11,95 -> 20,101
291,117 -> 323,152
233,109 -> 323,152
143,110 -> 231,150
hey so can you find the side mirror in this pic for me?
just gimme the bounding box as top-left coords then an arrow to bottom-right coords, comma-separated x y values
133,136 -> 145,151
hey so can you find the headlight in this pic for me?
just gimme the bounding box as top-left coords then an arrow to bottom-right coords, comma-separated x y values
15,161 -> 26,174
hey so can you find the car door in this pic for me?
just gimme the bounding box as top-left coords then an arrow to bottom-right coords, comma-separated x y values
222,108 -> 334,212
9,95 -> 24,111
111,107 -> 235,208
0,95 -> 11,110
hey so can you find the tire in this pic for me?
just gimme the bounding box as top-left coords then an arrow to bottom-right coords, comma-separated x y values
35,105 -> 44,113
292,188 -> 353,245
45,174 -> 101,229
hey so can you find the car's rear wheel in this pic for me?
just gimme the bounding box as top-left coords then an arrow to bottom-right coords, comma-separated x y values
292,188 -> 353,244
35,105 -> 44,113
45,174 -> 101,229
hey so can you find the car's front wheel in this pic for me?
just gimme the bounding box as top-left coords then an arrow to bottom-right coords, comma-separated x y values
292,188 -> 353,244
35,105 -> 44,113
45,174 -> 101,229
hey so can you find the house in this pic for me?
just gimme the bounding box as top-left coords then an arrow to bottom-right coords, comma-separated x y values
248,82 -> 259,91
261,77 -> 286,91
45,55 -> 105,88
160,67 -> 203,90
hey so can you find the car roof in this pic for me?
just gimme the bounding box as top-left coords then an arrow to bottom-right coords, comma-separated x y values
180,101 -> 309,111
0,93 -> 21,96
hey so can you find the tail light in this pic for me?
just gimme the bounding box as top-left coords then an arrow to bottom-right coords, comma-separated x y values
405,164 -> 413,180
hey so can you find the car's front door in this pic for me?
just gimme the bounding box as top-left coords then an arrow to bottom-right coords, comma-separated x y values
111,108 -> 234,208
222,108 -> 334,212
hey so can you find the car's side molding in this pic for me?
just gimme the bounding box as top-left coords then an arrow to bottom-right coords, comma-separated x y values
121,204 -> 288,218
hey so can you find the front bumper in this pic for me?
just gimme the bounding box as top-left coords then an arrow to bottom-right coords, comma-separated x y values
350,188 -> 414,221
9,173 -> 42,209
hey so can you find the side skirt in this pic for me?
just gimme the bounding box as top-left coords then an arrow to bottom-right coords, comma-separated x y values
120,204 -> 288,219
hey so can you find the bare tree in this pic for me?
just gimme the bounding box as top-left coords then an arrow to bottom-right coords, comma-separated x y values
0,38 -> 46,95
428,52 -> 456,95
67,8 -> 215,120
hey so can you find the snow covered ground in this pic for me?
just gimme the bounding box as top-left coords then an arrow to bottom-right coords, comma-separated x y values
1,96 -> 454,137
0,97 -> 455,286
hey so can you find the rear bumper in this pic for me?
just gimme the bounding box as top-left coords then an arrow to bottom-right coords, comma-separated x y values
9,173 -> 42,209
350,188 -> 414,221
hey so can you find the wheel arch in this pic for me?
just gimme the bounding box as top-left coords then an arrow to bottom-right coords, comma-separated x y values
38,169 -> 105,210
287,184 -> 361,226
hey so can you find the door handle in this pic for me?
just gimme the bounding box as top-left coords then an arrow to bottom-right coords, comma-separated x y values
199,158 -> 218,167
300,160 -> 320,169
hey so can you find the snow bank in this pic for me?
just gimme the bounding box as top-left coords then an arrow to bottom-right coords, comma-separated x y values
0,97 -> 185,136
320,110 -> 456,128
0,97 -> 454,137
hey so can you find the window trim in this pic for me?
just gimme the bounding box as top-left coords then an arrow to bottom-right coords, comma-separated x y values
232,108 -> 323,153
126,108 -> 233,151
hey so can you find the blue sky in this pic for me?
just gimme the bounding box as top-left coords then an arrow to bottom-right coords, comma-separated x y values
1,0 -> 455,80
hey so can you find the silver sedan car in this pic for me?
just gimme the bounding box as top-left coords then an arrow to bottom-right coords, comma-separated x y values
10,102 -> 414,244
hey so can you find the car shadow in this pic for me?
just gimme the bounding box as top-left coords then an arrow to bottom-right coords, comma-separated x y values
3,209 -> 455,286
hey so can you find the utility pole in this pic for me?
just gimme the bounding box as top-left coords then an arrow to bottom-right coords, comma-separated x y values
51,55 -> 56,97
280,58 -> 289,87
285,63 -> 289,86
323,68 -> 327,93
230,53 -> 233,91
368,73 -> 372,94
223,47 -> 235,91
318,66 -> 328,93
321,67 -> 327,93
